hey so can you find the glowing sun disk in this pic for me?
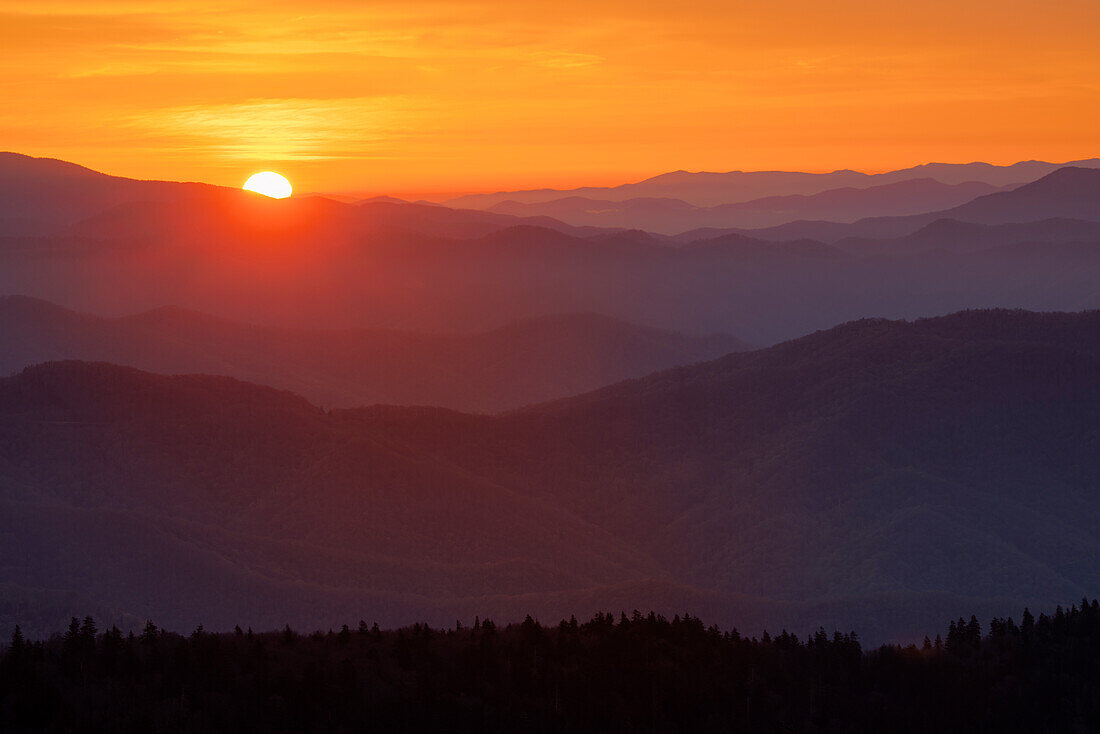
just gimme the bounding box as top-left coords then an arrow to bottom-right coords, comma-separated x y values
243,171 -> 293,199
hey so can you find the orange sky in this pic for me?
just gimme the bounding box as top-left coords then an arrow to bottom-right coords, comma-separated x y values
1,0 -> 1098,196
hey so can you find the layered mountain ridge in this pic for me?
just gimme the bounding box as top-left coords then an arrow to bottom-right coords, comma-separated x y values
0,296 -> 748,412
446,158 -> 1100,209
2,309 -> 1097,642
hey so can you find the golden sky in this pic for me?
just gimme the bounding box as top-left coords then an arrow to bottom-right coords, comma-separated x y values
1,0 -> 1098,195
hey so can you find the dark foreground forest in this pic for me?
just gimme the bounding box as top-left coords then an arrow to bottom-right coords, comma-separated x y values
2,601 -> 1098,733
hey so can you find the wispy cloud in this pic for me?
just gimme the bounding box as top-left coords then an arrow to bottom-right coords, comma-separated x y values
128,97 -> 421,161
529,51 -> 604,69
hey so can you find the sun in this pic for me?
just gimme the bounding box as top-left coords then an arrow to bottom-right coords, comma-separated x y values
243,171 -> 293,199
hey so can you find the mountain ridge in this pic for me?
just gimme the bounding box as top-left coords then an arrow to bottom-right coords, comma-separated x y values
486,179 -> 1008,233
0,296 -> 749,412
446,158 -> 1100,209
682,167 -> 1100,243
0,152 -> 622,241
2,308 -> 1097,641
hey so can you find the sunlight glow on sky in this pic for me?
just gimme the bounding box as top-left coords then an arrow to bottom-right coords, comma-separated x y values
1,0 -> 1098,195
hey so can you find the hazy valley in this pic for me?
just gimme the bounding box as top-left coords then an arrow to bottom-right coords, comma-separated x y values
3,155 -> 1100,346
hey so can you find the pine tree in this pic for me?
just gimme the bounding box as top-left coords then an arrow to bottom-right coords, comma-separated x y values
140,620 -> 159,644
9,625 -> 25,655
966,616 -> 981,648
62,617 -> 81,656
1021,608 -> 1035,642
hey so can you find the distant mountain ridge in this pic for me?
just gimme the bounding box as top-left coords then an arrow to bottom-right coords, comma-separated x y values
0,152 -> 619,240
837,218 -> 1100,255
3,155 -> 1100,344
486,179 -> 1007,234
0,152 -> 231,236
0,296 -> 748,412
446,158 -> 1100,209
679,167 -> 1100,244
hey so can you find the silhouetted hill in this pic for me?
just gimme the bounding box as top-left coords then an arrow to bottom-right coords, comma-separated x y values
447,158 -> 1100,208
0,297 -> 746,412
62,190 -> 616,245
488,179 -> 1004,233
5,211 -> 1100,346
4,210 -> 1100,345
945,166 -> 1100,223
0,153 -> 617,241
725,167 -> 1100,243
350,201 -> 616,239
4,155 -> 1100,345
883,158 -> 1100,186
1,310 -> 1097,641
0,152 -> 230,235
839,218 -> 1100,255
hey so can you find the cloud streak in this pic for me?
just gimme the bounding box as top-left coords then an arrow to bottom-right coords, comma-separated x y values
130,97 -> 419,161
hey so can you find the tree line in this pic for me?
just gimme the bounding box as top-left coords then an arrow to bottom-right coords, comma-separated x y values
2,601 -> 1098,732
